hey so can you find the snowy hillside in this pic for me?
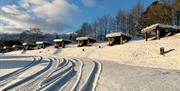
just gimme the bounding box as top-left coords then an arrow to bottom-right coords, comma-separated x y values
0,33 -> 180,91
14,33 -> 180,70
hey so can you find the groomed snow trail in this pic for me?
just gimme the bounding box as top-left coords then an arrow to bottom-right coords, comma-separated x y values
0,56 -> 42,88
0,57 -> 102,91
79,59 -> 102,91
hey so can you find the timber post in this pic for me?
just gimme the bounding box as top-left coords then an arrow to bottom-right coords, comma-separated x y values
43,44 -> 46,49
55,42 -> 57,46
145,32 -> 148,41
78,41 -> 80,47
160,47 -> 164,55
120,36 -> 123,44
62,41 -> 65,48
87,40 -> 89,46
157,29 -> 160,40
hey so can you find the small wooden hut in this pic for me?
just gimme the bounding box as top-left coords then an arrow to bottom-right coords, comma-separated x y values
22,43 -> 35,50
53,39 -> 71,48
141,23 -> 180,41
3,46 -> 13,52
12,45 -> 24,51
76,37 -> 96,47
106,32 -> 131,46
36,41 -> 51,49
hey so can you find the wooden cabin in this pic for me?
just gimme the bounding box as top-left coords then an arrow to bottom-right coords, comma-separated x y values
22,43 -> 35,50
141,24 -> 180,41
106,32 -> 131,46
3,46 -> 13,53
53,39 -> 71,48
36,41 -> 51,49
12,45 -> 24,51
76,37 -> 96,47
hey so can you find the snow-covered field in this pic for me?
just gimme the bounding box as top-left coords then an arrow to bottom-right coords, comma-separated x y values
0,55 -> 34,77
0,34 -> 180,91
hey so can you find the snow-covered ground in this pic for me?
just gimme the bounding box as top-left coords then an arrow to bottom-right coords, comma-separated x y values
14,33 -> 180,70
0,33 -> 180,91
0,55 -> 34,77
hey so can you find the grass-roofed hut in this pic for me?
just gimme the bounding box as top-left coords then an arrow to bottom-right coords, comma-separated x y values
12,45 -> 24,51
141,23 -> 180,41
106,32 -> 131,46
76,37 -> 96,47
53,39 -> 71,48
36,41 -> 51,49
22,43 -> 35,50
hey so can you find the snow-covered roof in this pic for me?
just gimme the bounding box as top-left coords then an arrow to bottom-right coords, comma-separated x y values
12,45 -> 16,48
22,43 -> 34,46
36,41 -> 45,44
36,41 -> 51,45
12,45 -> 23,48
53,39 -> 71,42
106,32 -> 128,38
3,46 -> 12,49
76,37 -> 96,41
22,43 -> 27,46
141,23 -> 180,33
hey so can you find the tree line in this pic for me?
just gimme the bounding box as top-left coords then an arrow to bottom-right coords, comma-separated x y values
0,28 -> 75,48
75,0 -> 180,40
0,0 -> 180,46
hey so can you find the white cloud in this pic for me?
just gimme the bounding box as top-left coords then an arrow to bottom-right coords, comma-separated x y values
82,0 -> 96,7
0,0 -> 80,33
1,5 -> 20,15
0,27 -> 25,34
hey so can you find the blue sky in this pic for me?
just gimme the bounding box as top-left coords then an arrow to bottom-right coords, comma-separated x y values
0,0 -> 156,34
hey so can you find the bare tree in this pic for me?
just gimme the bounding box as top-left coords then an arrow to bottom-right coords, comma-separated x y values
91,20 -> 98,38
76,22 -> 91,37
19,28 -> 43,43
116,9 -> 127,33
173,0 -> 180,25
127,14 -> 134,36
96,15 -> 114,40
128,0 -> 144,36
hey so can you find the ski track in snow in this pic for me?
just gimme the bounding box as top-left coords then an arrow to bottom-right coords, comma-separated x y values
0,56 -> 102,91
0,56 -> 42,88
